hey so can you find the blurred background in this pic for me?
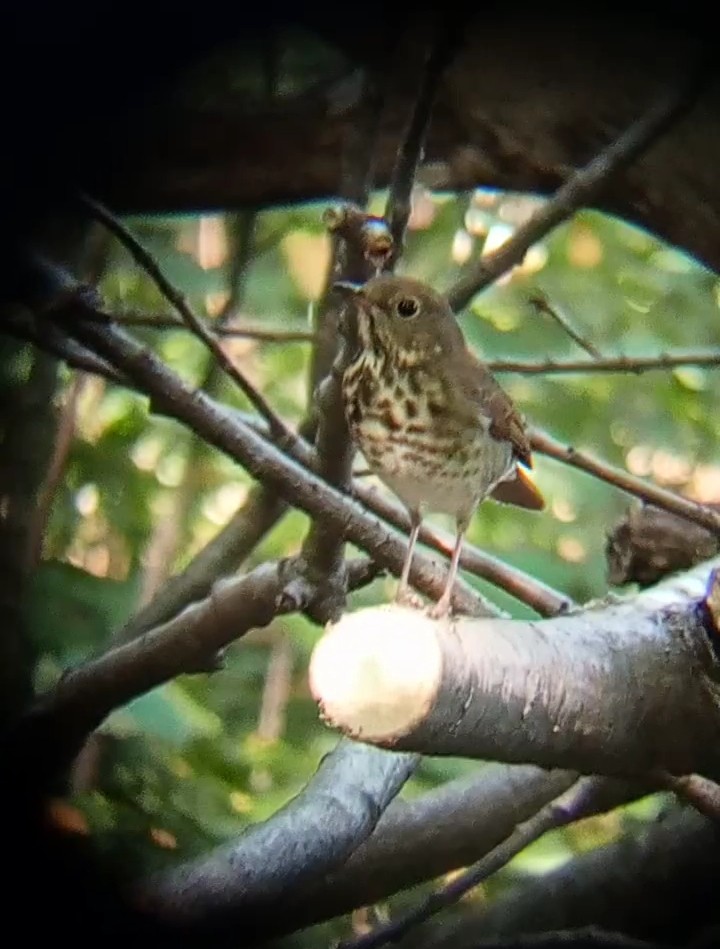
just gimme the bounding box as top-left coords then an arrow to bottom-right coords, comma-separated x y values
20,190 -> 720,936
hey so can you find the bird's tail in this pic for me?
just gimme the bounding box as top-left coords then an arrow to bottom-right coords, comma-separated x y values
490,467 -> 545,510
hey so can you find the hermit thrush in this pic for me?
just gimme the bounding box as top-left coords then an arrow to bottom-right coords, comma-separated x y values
336,274 -> 544,617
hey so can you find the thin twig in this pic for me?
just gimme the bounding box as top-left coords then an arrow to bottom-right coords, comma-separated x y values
487,351 -> 720,375
384,16 -> 464,264
78,193 -> 294,444
529,293 -> 601,358
447,56 -> 712,310
337,777 -> 626,949
531,428 -> 720,534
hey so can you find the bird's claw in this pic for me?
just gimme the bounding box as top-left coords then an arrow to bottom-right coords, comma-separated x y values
395,587 -> 425,610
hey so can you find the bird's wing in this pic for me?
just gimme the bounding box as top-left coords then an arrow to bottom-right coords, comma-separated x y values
453,347 -> 533,468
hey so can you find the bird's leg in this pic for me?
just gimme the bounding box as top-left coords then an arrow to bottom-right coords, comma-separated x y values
395,509 -> 421,606
428,516 -> 468,619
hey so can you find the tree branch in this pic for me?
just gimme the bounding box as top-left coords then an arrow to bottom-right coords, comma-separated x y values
87,310 -> 315,343
310,556 -> 720,777
4,311 -> 127,385
143,763 -> 578,937
78,193 -> 293,443
428,807 -> 720,949
141,741 -> 417,944
114,483 -> 289,642
383,16 -> 464,265
447,53 -> 712,310
531,429 -> 720,535
9,554 -> 378,781
487,351 -> 720,376
658,771 -> 720,822
528,293 -> 601,359
606,502 -> 720,588
339,777 -> 636,949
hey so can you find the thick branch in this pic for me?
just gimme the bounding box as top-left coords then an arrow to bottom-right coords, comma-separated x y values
310,557 -> 720,777
144,764 -> 577,938
9,555 -> 378,780
141,741 -> 417,943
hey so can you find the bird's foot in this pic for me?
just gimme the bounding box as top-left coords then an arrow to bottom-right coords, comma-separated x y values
395,586 -> 425,610
427,594 -> 453,620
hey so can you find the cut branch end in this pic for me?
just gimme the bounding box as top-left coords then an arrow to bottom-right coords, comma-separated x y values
310,605 -> 443,742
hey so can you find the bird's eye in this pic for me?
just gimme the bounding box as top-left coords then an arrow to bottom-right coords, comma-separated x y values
395,296 -> 420,319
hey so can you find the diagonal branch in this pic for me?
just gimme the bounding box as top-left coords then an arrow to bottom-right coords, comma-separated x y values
384,16 -> 465,264
338,777 -> 636,949
142,741 -> 418,943
5,312 -> 127,385
25,261 -> 570,620
78,193 -> 293,443
9,554 -> 379,781
528,293 -> 601,359
114,484 -> 289,642
437,807 -> 720,947
447,54 -> 713,310
531,429 -> 720,534
142,763 -> 578,938
57,305 -> 492,616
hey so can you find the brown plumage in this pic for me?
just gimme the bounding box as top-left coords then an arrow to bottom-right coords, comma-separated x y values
338,274 -> 544,616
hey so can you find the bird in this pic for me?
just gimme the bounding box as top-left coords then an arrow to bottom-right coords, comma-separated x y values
336,274 -> 544,617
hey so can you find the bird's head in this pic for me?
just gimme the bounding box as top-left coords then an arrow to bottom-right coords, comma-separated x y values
333,275 -> 464,363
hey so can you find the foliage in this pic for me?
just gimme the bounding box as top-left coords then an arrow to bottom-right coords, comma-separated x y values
29,194 -> 720,935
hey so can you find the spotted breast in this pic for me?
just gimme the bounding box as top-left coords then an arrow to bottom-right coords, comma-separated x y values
343,347 -> 514,524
